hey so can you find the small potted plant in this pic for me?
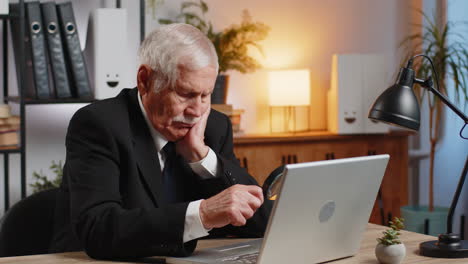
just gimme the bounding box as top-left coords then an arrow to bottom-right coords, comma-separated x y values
375,217 -> 406,264
29,160 -> 63,194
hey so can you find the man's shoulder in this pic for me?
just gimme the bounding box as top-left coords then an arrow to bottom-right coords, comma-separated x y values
81,88 -> 134,111
207,109 -> 230,129
71,88 -> 136,125
205,108 -> 232,147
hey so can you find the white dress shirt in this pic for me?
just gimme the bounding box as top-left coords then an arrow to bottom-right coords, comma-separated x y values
137,92 -> 219,243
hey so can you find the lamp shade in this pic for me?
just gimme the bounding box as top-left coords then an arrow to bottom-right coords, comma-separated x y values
368,68 -> 421,131
268,69 -> 310,106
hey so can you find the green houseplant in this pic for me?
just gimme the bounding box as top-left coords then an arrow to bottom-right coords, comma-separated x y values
375,217 -> 406,264
399,11 -> 468,235
29,160 -> 63,194
159,0 -> 270,104
146,0 -> 165,19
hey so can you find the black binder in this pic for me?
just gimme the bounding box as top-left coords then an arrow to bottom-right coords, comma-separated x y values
9,3 -> 36,99
57,2 -> 92,98
25,1 -> 51,99
41,2 -> 72,99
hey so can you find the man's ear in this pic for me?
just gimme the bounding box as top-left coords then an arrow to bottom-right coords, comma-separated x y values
137,64 -> 154,96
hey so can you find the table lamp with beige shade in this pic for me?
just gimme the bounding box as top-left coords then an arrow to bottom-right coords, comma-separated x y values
268,69 -> 311,133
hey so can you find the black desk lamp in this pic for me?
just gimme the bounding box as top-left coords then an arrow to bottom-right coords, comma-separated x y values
368,54 -> 468,258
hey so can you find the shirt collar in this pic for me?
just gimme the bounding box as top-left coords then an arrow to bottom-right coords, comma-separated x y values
137,90 -> 168,153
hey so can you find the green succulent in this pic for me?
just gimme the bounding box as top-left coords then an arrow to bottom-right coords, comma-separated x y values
377,217 -> 405,246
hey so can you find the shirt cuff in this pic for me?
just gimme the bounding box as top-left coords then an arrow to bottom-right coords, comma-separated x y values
183,200 -> 211,243
188,148 -> 219,179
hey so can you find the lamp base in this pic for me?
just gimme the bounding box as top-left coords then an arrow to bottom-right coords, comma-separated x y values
420,233 -> 468,258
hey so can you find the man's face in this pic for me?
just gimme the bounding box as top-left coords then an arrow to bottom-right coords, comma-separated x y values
140,65 -> 217,142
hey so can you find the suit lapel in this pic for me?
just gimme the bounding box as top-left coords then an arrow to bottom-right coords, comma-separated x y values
127,88 -> 162,206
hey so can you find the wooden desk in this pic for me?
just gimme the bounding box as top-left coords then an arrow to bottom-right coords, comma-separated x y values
0,224 -> 464,263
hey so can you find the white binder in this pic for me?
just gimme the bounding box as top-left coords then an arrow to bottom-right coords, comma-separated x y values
328,54 -> 390,134
84,8 -> 128,100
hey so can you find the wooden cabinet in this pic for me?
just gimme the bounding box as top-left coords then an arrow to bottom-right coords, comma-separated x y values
233,131 -> 409,225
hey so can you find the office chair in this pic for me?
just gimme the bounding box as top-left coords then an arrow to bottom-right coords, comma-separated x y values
0,188 -> 58,257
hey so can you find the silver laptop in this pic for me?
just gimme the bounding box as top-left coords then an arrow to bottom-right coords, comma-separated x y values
167,154 -> 389,264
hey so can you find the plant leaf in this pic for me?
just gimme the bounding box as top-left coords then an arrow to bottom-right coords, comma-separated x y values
158,19 -> 174,25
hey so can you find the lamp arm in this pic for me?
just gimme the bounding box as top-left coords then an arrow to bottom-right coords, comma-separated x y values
411,54 -> 468,123
415,79 -> 468,233
420,81 -> 468,123
406,55 -> 468,258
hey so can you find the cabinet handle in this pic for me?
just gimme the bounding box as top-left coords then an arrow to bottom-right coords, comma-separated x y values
368,150 -> 377,156
377,188 -> 385,225
282,155 -> 298,164
243,157 -> 248,170
331,152 -> 335,159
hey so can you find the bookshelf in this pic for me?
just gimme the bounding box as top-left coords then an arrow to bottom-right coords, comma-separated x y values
1,1 -> 24,212
1,0 -> 146,212
6,96 -> 97,105
0,146 -> 21,154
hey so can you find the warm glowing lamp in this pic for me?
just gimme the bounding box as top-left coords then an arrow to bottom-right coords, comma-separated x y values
268,69 -> 310,132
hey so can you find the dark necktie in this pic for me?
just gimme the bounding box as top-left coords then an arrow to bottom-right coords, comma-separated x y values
162,142 -> 180,203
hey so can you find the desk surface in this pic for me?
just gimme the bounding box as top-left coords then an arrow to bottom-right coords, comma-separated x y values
0,224 -> 465,263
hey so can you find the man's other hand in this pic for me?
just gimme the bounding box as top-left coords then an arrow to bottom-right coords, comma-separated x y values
176,107 -> 210,162
199,184 -> 264,229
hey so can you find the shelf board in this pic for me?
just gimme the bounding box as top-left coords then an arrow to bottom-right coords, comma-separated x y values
0,14 -> 16,19
0,145 -> 21,154
7,96 -> 96,105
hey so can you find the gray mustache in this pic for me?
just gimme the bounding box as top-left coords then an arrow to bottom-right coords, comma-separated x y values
172,115 -> 200,125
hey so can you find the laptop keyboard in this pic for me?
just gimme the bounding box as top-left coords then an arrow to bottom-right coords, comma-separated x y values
220,252 -> 259,263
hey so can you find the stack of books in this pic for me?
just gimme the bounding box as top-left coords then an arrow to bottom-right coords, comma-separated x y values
211,104 -> 245,134
211,104 -> 234,116
0,104 -> 19,147
0,116 -> 20,147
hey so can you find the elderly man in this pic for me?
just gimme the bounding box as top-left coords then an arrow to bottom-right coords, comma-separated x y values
49,24 -> 272,259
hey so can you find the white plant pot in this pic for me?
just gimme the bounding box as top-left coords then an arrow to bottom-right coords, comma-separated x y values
375,243 -> 406,264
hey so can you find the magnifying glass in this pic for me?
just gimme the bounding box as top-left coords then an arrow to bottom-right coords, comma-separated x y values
262,165 -> 285,201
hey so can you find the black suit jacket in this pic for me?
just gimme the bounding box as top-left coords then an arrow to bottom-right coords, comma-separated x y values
49,88 -> 272,259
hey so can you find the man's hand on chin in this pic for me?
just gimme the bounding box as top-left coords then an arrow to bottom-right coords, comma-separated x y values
176,108 -> 211,162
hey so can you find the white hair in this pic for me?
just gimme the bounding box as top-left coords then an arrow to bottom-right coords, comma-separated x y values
138,23 -> 219,93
